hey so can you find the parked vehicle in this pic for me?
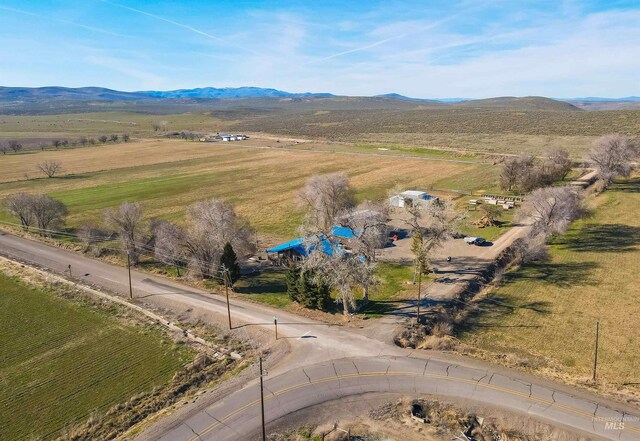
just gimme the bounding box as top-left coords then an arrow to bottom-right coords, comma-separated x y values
464,236 -> 486,245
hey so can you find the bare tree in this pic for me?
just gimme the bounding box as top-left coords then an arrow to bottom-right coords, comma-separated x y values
104,202 -> 145,264
99,135 -> 108,143
517,186 -> 583,239
500,156 -> 536,192
8,140 -> 22,153
77,224 -> 109,254
184,199 -> 255,279
302,246 -> 366,316
405,199 -> 460,275
5,193 -> 36,230
109,134 -> 119,142
512,232 -> 548,265
0,143 -> 8,155
297,172 -> 356,233
337,201 -> 389,263
30,195 -> 68,235
545,147 -> 573,181
122,133 -> 130,142
37,160 -> 62,178
588,134 -> 638,187
500,157 -> 521,192
152,220 -> 186,276
79,136 -> 88,146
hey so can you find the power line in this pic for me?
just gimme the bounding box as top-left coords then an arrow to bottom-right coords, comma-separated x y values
0,220 -> 227,282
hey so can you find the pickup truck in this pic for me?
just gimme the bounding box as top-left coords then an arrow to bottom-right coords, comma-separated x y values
464,236 -> 485,245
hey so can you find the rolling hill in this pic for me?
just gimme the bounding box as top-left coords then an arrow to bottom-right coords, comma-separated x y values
3,86 -> 637,114
454,96 -> 581,111
0,86 -> 153,101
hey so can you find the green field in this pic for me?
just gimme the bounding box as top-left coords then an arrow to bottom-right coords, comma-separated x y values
459,177 -> 640,392
0,272 -> 192,440
0,139 -> 500,239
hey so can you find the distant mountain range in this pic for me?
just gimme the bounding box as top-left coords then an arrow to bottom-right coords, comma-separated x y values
140,86 -> 336,99
0,86 -> 638,112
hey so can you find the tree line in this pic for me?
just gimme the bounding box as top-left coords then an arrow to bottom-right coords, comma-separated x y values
500,134 -> 638,194
0,133 -> 131,154
510,133 -> 638,265
3,195 -> 251,285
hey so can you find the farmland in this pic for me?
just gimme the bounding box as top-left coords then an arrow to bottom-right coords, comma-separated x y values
0,269 -> 193,441
0,139 -> 501,239
3,107 -> 640,158
228,108 -> 640,158
459,177 -> 640,395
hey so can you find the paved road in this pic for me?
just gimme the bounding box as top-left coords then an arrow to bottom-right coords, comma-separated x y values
1,227 -> 638,440
157,357 -> 640,441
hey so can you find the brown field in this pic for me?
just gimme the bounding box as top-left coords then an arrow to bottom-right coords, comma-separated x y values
0,139 -> 500,238
3,108 -> 640,159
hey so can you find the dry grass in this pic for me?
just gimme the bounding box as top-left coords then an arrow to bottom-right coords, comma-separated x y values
230,108 -> 640,157
459,177 -> 640,397
0,139 -> 498,238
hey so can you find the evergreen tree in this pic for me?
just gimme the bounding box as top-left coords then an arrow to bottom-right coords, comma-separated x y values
298,268 -> 332,310
286,264 -> 301,301
285,265 -> 331,310
219,242 -> 240,285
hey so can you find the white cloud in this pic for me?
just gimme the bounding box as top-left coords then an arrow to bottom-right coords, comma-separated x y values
85,55 -> 167,90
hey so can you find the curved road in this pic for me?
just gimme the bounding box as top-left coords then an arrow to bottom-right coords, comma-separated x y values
158,357 -> 640,441
0,231 -> 638,440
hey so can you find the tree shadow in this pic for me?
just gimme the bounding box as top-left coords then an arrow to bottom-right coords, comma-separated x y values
359,298 -> 408,316
607,177 -> 640,193
456,292 -> 552,334
233,270 -> 287,295
503,260 -> 599,287
555,224 -> 640,253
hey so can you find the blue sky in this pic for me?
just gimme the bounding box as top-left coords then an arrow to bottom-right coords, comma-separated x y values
0,0 -> 638,98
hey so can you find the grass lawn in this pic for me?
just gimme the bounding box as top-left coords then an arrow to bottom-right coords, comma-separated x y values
360,262 -> 416,317
0,272 -> 193,441
0,139 -> 498,239
458,208 -> 515,242
233,268 -> 291,308
459,177 -> 640,389
232,262 -> 415,316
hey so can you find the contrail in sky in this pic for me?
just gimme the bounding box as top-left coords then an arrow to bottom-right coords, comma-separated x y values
100,0 -> 263,57
306,4 -> 490,65
0,4 -> 127,37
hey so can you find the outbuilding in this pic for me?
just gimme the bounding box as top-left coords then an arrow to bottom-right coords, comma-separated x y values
389,190 -> 439,208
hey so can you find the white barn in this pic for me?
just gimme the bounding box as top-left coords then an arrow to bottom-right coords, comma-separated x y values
389,190 -> 439,208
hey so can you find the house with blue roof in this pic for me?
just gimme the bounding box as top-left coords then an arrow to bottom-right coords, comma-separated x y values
265,226 -> 358,263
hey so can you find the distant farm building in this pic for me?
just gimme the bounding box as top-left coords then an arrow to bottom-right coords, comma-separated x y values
389,190 -> 439,208
219,134 -> 247,142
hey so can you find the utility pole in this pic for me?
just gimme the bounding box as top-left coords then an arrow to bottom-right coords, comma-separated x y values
416,261 -> 422,323
68,264 -> 72,278
222,265 -> 232,330
126,251 -> 133,299
593,320 -> 600,384
274,316 -> 278,340
259,356 -> 266,441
